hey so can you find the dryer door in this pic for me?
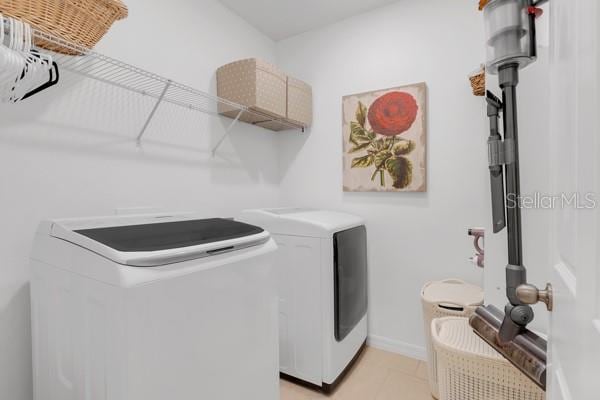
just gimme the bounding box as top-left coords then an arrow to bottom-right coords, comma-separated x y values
333,225 -> 368,342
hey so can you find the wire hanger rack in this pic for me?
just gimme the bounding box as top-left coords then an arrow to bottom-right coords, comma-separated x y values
2,18 -> 305,155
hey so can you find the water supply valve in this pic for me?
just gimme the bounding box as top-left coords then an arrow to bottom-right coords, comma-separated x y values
468,228 -> 485,268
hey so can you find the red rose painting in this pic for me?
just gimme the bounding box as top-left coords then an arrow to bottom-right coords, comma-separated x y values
368,92 -> 418,136
342,83 -> 427,192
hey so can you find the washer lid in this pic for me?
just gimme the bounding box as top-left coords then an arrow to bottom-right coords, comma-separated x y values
49,216 -> 270,267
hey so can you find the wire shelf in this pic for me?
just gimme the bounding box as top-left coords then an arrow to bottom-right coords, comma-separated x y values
3,23 -> 305,154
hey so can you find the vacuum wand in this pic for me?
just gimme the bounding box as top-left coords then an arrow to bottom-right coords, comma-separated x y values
475,63 -> 553,390
496,64 -> 535,344
485,65 -> 534,344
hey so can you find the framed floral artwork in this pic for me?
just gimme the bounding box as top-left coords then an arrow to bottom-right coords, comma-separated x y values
342,83 -> 427,192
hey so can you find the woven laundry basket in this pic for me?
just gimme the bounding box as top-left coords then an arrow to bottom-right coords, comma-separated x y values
421,279 -> 483,399
0,0 -> 128,54
432,317 -> 545,400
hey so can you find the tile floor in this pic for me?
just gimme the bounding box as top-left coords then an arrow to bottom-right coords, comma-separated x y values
280,346 -> 434,400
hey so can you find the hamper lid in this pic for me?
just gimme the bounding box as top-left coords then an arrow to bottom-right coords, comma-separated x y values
422,279 -> 483,306
434,317 -> 503,359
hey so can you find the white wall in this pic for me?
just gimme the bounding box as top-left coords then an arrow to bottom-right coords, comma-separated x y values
0,1 -> 279,399
275,0 -> 490,357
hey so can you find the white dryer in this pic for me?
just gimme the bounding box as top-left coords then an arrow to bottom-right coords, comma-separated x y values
238,208 -> 368,392
30,214 -> 279,400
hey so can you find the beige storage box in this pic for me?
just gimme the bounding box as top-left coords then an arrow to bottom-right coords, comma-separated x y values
217,58 -> 287,129
287,76 -> 313,126
421,279 -> 483,399
432,317 -> 545,400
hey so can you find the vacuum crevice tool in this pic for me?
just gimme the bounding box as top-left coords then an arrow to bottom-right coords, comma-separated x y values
486,90 -> 507,233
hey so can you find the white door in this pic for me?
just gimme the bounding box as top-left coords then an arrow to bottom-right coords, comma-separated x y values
548,1 -> 600,399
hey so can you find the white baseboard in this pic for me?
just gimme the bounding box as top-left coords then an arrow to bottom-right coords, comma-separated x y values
367,335 -> 427,361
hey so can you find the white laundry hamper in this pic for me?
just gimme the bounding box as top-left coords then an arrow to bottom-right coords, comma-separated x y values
431,317 -> 545,400
421,279 -> 483,399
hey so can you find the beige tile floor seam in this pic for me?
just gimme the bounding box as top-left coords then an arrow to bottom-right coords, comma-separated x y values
280,347 -> 434,400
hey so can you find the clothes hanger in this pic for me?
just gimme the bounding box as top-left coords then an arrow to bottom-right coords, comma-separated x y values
5,18 -> 32,101
20,60 -> 59,100
14,48 -> 54,101
0,17 -> 26,101
1,17 -> 57,102
0,16 -> 59,102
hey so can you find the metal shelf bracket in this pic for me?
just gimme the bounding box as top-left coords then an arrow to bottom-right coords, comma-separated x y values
136,80 -> 172,145
211,109 -> 244,156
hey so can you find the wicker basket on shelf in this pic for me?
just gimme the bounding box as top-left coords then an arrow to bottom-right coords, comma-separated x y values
469,68 -> 486,96
0,0 -> 128,54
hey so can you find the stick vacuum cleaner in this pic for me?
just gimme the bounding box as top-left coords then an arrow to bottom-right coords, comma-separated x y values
470,0 -> 552,391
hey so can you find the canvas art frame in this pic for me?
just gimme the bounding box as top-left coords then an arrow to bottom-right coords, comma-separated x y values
342,82 -> 427,192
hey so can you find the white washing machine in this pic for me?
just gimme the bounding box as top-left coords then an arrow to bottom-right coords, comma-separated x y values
238,208 -> 368,392
30,213 -> 279,400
